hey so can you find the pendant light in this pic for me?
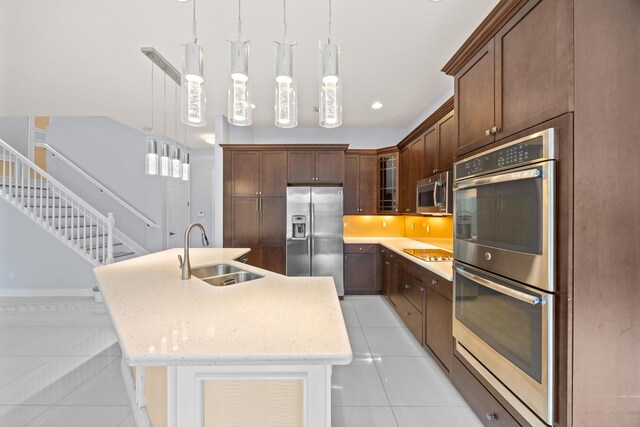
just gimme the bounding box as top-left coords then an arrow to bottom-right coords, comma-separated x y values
160,75 -> 171,177
181,0 -> 206,127
227,0 -> 251,126
145,62 -> 159,175
274,0 -> 297,128
319,0 -> 342,128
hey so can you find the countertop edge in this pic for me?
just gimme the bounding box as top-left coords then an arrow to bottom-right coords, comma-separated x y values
343,237 -> 454,282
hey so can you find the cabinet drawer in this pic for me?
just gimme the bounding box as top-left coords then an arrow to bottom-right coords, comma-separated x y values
344,244 -> 378,254
394,294 -> 423,343
452,357 -> 520,427
426,275 -> 453,301
398,272 -> 424,314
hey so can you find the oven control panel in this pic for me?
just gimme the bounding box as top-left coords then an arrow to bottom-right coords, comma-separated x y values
454,131 -> 553,180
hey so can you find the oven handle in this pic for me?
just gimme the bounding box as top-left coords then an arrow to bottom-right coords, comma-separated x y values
453,168 -> 541,191
433,182 -> 439,207
455,266 -> 543,305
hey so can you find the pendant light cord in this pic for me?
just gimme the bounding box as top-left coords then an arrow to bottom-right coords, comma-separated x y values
283,0 -> 287,43
163,75 -> 167,140
328,0 -> 332,43
149,61 -> 154,131
237,0 -> 242,40
193,0 -> 197,43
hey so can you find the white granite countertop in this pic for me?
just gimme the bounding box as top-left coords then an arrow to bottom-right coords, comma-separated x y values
94,248 -> 352,367
343,237 -> 454,281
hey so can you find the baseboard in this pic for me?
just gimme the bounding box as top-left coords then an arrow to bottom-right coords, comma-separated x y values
0,288 -> 95,297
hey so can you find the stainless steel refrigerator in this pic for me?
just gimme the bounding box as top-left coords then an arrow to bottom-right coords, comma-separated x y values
286,186 -> 344,296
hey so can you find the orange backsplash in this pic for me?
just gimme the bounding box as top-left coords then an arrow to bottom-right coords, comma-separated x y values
343,215 -> 453,239
403,216 -> 453,239
343,216 -> 405,237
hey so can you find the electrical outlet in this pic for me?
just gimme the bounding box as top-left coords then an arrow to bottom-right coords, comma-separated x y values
427,225 -> 430,234
411,223 -> 415,231
381,221 -> 387,228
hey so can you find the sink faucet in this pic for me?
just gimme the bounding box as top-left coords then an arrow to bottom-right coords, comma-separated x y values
178,223 -> 210,280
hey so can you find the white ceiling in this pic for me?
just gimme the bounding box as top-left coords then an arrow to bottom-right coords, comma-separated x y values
0,0 -> 497,148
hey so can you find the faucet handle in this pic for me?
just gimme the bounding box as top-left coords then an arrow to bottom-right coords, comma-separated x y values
178,254 -> 183,269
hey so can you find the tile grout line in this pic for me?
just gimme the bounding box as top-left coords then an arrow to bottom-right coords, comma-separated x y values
353,297 -> 401,427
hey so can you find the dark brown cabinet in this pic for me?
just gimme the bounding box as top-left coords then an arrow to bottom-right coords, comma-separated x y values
423,111 -> 456,176
229,150 -> 287,197
425,281 -> 453,373
223,147 -> 288,273
288,149 -> 344,184
409,138 -> 424,212
344,244 -> 379,295
377,150 -> 398,213
398,147 -> 411,213
453,0 -> 572,155
344,152 -> 377,215
452,357 -> 520,427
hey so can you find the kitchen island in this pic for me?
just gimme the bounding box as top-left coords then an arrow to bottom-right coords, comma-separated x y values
94,248 -> 352,427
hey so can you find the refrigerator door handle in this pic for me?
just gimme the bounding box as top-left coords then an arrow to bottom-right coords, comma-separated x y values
310,203 -> 315,256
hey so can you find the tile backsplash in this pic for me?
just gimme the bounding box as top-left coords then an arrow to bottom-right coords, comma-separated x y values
343,215 -> 453,239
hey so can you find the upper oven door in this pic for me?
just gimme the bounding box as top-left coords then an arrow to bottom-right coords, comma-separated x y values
453,161 -> 555,291
453,262 -> 553,425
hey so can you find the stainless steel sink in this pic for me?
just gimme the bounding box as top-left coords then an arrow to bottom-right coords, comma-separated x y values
191,263 -> 242,280
202,271 -> 264,287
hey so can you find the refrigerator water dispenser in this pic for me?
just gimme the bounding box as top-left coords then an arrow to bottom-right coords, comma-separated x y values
292,215 -> 306,239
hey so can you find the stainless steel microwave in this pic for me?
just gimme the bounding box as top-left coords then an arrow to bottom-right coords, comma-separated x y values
416,171 -> 452,215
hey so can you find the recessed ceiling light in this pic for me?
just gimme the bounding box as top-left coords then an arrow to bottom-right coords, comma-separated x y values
204,134 -> 216,145
371,101 -> 384,110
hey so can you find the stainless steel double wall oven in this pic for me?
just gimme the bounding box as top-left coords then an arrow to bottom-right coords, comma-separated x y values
452,129 -> 557,426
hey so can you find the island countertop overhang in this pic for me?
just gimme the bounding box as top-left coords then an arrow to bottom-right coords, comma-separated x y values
94,248 -> 353,367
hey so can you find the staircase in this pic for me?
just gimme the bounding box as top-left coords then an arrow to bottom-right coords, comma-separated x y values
1,137 -> 141,266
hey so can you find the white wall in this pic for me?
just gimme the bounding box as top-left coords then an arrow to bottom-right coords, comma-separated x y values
46,117 -> 167,252
189,149 -> 215,247
0,117 -> 29,156
0,201 -> 96,294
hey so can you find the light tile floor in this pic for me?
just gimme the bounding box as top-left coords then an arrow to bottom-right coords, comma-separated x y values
0,296 -> 481,427
334,296 -> 483,427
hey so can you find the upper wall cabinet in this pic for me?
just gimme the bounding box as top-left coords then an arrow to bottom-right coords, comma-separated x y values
229,150 -> 287,197
288,149 -> 345,185
451,0 -> 572,156
344,151 -> 377,215
423,111 -> 456,176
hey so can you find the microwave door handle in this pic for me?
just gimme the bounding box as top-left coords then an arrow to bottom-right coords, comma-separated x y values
455,267 -> 543,305
453,168 -> 541,191
433,183 -> 438,207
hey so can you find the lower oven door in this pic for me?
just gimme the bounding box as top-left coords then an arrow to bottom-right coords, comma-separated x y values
453,262 -> 553,425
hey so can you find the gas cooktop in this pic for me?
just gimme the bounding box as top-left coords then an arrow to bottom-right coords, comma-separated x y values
402,248 -> 454,262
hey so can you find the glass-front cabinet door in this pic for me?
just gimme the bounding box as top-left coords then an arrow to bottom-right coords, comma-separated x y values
378,154 -> 397,213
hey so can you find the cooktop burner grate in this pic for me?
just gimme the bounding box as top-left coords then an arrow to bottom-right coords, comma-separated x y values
402,248 -> 454,262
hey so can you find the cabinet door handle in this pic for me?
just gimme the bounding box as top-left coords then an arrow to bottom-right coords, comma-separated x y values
384,261 -> 390,265
431,279 -> 438,285
420,287 -> 426,293
255,192 -> 259,195
485,129 -> 492,136
486,413 -> 497,420
491,126 -> 499,134
404,284 -> 410,289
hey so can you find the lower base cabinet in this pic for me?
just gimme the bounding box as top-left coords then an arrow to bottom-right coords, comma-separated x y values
382,246 -> 454,377
344,244 -> 380,295
452,357 -> 520,427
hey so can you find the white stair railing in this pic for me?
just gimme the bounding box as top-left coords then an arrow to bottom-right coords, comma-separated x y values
35,142 -> 160,229
1,138 -> 114,266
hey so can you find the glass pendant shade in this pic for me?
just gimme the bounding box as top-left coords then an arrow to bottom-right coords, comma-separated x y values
182,151 -> 190,181
319,42 -> 342,128
275,43 -> 298,128
227,41 -> 252,126
170,146 -> 182,178
181,42 -> 206,127
145,137 -> 159,175
159,143 -> 170,177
